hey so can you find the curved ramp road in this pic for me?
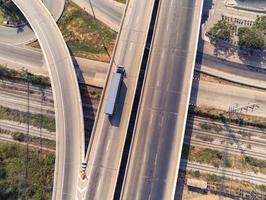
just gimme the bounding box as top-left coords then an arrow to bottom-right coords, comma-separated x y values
0,0 -> 64,44
121,0 -> 204,199
11,0 -> 85,199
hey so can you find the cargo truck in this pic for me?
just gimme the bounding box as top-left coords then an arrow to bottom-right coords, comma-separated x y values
105,65 -> 125,116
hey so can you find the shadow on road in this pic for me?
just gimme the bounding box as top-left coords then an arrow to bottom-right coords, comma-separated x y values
174,0 -> 212,198
68,47 -> 96,154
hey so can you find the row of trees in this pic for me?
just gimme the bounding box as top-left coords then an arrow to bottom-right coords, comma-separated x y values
208,16 -> 266,51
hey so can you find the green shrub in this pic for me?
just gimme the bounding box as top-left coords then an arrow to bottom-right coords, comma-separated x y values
238,27 -> 264,50
12,132 -> 25,142
257,184 -> 266,193
0,106 -> 55,132
207,174 -> 223,182
193,170 -> 201,178
200,123 -> 213,131
0,65 -> 50,86
208,20 -> 235,41
245,156 -> 266,168
0,143 -> 54,199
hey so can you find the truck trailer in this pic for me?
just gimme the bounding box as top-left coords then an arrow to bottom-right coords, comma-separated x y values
105,65 -> 125,116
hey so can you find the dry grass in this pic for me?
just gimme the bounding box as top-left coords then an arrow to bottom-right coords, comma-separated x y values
28,1 -> 117,62
183,144 -> 266,175
57,1 -> 117,61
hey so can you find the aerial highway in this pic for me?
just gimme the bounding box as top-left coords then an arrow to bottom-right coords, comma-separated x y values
11,0 -> 85,200
83,0 -> 156,198
120,0 -> 203,199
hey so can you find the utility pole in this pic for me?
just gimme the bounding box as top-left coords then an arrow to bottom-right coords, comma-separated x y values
87,0 -> 111,59
219,102 -> 260,199
22,69 -> 30,200
38,84 -> 45,155
227,103 -> 259,116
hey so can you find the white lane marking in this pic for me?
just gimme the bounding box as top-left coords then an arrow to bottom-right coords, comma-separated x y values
106,139 -> 111,152
154,153 -> 158,165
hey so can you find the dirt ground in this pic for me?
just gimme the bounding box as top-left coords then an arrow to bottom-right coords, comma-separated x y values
182,189 -> 233,200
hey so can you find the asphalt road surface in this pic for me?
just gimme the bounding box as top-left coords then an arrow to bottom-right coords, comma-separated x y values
72,0 -> 123,31
120,0 -> 203,199
83,0 -> 156,199
0,42 -> 108,87
11,0 -> 85,200
191,80 -> 266,118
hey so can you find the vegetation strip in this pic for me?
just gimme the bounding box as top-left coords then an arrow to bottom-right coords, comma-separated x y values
186,170 -> 266,195
188,105 -> 266,129
0,65 -> 50,86
182,144 -> 266,175
0,143 -> 54,199
0,106 -> 55,132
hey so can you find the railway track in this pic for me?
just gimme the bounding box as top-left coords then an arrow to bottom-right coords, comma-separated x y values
0,80 -> 99,115
0,133 -> 55,152
180,160 -> 266,185
187,116 -> 266,137
184,138 -> 265,160
0,120 -> 55,140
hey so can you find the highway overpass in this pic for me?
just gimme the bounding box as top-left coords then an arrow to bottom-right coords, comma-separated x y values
83,0 -> 157,199
120,0 -> 204,199
11,0 -> 85,199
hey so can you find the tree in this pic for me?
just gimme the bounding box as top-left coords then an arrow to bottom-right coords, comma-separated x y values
237,16 -> 266,51
238,27 -> 264,50
208,20 -> 235,41
193,170 -> 201,178
252,16 -> 266,33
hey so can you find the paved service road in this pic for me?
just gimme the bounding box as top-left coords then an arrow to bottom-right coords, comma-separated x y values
83,0 -> 155,199
11,0 -> 85,199
3,40 -> 266,89
191,80 -> 266,118
120,0 -> 203,199
0,42 -> 108,87
72,0 -> 123,31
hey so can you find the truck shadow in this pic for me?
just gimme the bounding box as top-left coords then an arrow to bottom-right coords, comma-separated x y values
68,47 -> 95,153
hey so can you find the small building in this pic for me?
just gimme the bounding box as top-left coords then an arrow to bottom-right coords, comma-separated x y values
187,178 -> 208,190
